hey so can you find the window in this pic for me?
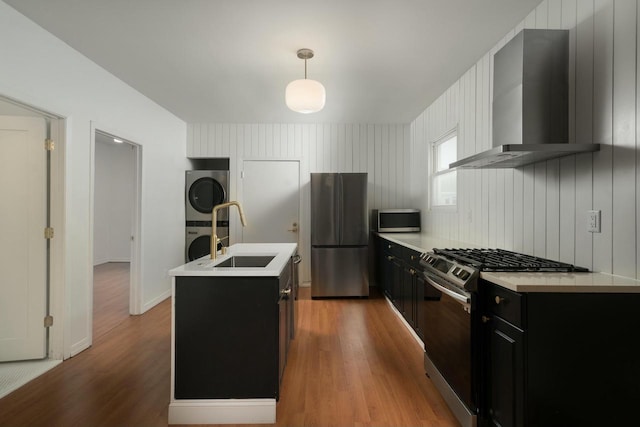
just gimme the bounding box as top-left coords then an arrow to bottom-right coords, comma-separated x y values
431,131 -> 457,208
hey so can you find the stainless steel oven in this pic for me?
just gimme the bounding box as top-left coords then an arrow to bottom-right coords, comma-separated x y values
420,253 -> 479,427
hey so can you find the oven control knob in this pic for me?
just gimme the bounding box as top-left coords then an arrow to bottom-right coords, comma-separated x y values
458,270 -> 470,280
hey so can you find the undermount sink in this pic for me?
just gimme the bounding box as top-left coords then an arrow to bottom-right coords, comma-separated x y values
214,255 -> 276,268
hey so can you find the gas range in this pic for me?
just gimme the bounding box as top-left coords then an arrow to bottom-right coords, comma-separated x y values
418,248 -> 589,426
420,248 -> 588,293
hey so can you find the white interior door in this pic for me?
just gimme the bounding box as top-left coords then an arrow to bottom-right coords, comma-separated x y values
0,115 -> 47,362
241,160 -> 300,243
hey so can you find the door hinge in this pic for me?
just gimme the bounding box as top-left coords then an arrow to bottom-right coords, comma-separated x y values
45,138 -> 55,151
240,171 -> 245,178
44,315 -> 54,327
44,227 -> 54,239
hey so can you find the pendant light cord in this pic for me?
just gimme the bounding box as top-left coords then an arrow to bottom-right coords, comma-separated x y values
304,58 -> 307,79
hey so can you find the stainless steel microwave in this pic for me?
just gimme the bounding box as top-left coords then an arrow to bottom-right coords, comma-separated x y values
372,209 -> 421,233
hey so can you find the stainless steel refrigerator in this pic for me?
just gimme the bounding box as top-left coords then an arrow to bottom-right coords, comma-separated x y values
311,173 -> 369,298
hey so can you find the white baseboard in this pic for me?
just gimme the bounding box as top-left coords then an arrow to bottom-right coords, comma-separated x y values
384,295 -> 424,349
168,399 -> 276,425
142,288 -> 171,313
69,337 -> 91,357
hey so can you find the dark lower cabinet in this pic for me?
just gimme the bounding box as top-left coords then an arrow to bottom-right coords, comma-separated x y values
378,236 -> 423,339
480,280 -> 640,427
174,260 -> 292,400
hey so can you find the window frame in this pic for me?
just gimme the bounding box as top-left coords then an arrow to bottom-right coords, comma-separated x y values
429,128 -> 458,212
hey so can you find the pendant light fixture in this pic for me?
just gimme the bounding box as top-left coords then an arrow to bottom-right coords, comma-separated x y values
285,48 -> 326,113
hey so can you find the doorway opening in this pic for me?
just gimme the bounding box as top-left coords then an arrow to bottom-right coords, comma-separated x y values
91,129 -> 142,341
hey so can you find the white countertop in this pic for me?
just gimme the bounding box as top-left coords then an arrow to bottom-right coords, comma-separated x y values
480,271 -> 640,293
377,232 -> 640,293
169,243 -> 297,277
377,232 -> 480,254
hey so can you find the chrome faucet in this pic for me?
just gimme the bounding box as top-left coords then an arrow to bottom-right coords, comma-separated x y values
211,201 -> 247,260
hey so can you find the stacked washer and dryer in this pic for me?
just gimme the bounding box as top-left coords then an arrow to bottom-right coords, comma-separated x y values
185,170 -> 230,262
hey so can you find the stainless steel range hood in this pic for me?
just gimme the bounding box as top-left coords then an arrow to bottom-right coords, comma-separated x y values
451,29 -> 599,169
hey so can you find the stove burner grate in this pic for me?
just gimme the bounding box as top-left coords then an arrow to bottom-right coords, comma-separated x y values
432,248 -> 588,272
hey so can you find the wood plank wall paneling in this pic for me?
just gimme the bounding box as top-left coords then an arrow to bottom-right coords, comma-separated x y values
187,123 -> 411,282
413,0 -> 640,280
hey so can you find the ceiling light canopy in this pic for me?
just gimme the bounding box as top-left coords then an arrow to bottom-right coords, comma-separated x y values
285,48 -> 325,114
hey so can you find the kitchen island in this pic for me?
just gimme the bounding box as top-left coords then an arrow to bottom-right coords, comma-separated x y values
168,243 -> 297,425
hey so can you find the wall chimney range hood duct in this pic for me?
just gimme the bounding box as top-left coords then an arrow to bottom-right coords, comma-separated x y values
450,29 -> 599,169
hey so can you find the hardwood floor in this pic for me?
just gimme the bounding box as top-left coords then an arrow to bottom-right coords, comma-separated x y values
271,288 -> 458,427
0,282 -> 458,427
93,262 -> 130,340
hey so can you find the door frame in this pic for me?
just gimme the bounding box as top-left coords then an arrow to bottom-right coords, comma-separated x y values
89,122 -> 143,325
0,95 -> 67,361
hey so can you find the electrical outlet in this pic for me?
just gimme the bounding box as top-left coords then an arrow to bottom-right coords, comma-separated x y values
587,210 -> 601,233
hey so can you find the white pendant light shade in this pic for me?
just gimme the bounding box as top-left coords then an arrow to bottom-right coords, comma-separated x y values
286,78 -> 326,113
286,48 -> 325,113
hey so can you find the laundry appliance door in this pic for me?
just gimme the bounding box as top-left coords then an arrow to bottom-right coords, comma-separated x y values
185,170 -> 229,223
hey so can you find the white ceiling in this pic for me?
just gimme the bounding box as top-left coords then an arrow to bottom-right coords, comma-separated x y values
4,0 -> 541,124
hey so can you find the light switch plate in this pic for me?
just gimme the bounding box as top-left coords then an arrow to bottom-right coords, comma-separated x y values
588,210 -> 601,233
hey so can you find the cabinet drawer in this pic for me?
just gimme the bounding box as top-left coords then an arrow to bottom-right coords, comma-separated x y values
484,282 -> 523,328
382,240 -> 403,258
403,247 -> 422,269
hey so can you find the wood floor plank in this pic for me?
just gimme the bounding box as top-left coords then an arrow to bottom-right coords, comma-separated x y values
0,283 -> 459,427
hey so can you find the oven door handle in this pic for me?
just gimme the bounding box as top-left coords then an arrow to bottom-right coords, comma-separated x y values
423,274 -> 470,306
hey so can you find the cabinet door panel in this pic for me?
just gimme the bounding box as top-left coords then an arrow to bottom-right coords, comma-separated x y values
414,274 -> 424,339
175,276 -> 278,399
381,252 -> 393,297
402,266 -> 413,321
487,316 -> 524,427
391,258 -> 403,309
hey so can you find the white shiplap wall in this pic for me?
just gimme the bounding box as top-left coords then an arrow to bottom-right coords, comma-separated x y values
187,123 -> 411,282
411,0 -> 640,280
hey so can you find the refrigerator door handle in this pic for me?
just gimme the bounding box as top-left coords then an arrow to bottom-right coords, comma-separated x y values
336,174 -> 342,244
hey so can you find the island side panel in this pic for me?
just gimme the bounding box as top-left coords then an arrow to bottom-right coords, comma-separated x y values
174,276 -> 278,399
